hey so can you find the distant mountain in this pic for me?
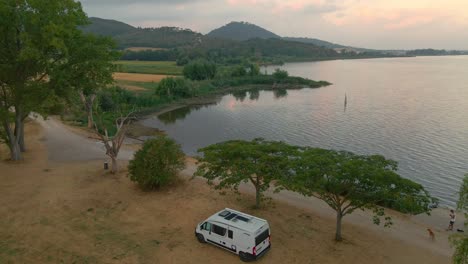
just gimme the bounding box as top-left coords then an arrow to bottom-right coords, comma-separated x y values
82,17 -> 398,63
82,17 -> 136,37
207,21 -> 280,41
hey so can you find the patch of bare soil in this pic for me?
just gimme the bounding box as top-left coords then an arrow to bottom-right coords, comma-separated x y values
113,73 -> 171,82
0,122 -> 450,264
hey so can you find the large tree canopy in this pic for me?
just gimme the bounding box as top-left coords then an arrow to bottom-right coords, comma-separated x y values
49,32 -> 120,128
282,147 -> 436,241
195,138 -> 296,208
0,0 -> 118,160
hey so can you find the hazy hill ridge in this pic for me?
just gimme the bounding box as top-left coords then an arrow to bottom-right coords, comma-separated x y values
82,17 -> 136,37
207,21 -> 280,41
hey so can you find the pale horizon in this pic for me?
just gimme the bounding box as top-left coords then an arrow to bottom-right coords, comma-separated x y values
80,0 -> 468,50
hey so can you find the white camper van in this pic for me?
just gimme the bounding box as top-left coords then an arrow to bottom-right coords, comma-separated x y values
195,208 -> 271,262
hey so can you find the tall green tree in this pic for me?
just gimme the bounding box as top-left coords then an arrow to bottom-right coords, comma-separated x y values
0,0 -> 87,160
195,139 -> 295,209
50,33 -> 119,129
283,148 -> 436,241
451,174 -> 468,264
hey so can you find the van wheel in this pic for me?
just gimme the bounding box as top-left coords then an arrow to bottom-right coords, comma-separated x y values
196,234 -> 206,243
239,252 -> 251,262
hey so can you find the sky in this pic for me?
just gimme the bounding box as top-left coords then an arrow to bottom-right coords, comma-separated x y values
79,0 -> 468,50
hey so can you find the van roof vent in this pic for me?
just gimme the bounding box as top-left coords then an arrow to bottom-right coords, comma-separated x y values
218,210 -> 231,217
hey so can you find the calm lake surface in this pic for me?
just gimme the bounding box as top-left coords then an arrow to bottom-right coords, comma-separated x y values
143,56 -> 468,207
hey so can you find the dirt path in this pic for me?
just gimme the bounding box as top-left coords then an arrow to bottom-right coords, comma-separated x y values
35,116 -> 134,162
36,117 -> 456,259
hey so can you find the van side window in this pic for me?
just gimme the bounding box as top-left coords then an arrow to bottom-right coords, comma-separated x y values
203,222 -> 212,231
228,230 -> 233,239
212,224 -> 227,236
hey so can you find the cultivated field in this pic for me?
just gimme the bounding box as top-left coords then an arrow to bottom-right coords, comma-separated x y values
113,72 -> 171,83
115,61 -> 183,75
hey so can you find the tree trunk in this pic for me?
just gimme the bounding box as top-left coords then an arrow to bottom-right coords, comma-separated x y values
335,211 -> 343,241
111,157 -> 118,174
15,119 -> 25,152
79,91 -> 95,129
255,187 -> 261,209
18,125 -> 25,152
9,140 -> 21,160
2,121 -> 22,161
87,106 -> 93,129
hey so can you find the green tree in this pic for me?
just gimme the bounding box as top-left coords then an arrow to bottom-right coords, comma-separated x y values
451,174 -> 468,264
195,139 -> 295,209
231,65 -> 247,77
50,33 -> 119,129
183,60 -> 217,81
247,63 -> 260,76
282,148 -> 435,241
272,68 -> 289,80
156,77 -> 193,99
0,0 -> 87,160
128,136 -> 186,189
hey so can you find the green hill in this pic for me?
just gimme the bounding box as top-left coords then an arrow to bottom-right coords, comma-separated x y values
82,17 -> 136,37
82,18 -> 201,48
283,37 -> 346,49
207,21 -> 280,41
115,27 -> 202,49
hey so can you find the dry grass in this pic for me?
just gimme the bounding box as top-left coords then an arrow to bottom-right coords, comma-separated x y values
113,72 -> 171,82
0,122 -> 450,264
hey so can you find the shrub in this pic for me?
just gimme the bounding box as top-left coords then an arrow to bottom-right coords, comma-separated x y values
156,77 -> 194,99
128,136 -> 186,190
273,68 -> 289,80
183,59 -> 217,80
231,66 -> 247,77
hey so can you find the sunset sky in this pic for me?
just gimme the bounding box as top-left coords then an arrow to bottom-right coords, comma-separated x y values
80,0 -> 468,50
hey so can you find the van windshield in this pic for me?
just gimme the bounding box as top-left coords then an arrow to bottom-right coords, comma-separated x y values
255,229 -> 269,246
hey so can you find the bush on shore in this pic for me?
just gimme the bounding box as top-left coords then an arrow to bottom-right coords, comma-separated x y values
128,136 -> 186,190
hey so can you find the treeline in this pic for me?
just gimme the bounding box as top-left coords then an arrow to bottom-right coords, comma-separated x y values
406,49 -> 468,56
115,27 -> 202,49
120,38 -> 398,65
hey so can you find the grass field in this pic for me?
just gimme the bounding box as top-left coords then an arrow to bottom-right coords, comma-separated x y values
115,61 -> 183,75
115,80 -> 159,91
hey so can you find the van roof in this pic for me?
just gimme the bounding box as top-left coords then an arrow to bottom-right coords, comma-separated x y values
207,208 -> 268,234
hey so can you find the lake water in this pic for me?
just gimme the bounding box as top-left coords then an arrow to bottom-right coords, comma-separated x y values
143,56 -> 468,207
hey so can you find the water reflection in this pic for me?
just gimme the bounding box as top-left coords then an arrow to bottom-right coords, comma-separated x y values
249,90 -> 260,101
231,90 -> 247,102
273,89 -> 288,99
159,88 -> 290,124
158,104 -> 214,124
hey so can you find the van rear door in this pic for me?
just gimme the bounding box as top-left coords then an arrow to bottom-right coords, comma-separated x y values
254,227 -> 270,255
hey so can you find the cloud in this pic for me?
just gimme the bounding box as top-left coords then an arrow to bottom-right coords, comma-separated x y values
79,0 -> 468,49
79,0 -> 199,5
